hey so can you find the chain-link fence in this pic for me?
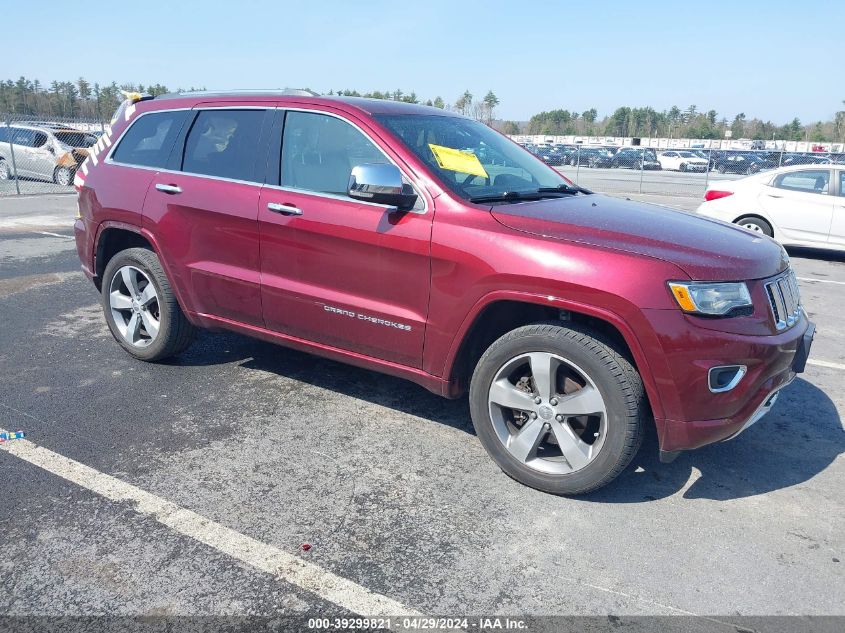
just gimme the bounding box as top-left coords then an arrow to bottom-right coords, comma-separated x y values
0,113 -> 105,196
516,139 -> 845,200
3,111 -> 844,201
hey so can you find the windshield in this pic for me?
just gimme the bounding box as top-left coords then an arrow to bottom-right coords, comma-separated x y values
375,114 -> 571,201
54,131 -> 96,148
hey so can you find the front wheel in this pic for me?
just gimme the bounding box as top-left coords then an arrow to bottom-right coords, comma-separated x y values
717,164 -> 726,174
679,163 -> 687,172
469,322 -> 646,495
101,247 -> 196,361
0,158 -> 9,180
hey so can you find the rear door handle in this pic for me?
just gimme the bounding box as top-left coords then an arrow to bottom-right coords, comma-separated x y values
155,183 -> 182,195
267,202 -> 303,216
767,193 -> 783,198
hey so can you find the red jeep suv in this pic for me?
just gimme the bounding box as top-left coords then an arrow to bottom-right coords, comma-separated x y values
73,91 -> 814,494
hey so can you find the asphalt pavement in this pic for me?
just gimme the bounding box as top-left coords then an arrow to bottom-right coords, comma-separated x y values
1,194 -> 843,627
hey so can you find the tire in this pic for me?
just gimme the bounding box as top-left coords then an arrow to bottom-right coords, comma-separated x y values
735,215 -> 773,237
469,322 -> 646,495
54,166 -> 74,186
0,158 -> 9,180
101,247 -> 196,361
717,164 -> 726,174
679,163 -> 687,172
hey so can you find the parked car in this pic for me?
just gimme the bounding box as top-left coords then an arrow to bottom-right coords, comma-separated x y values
611,147 -> 661,170
0,124 -> 96,185
535,146 -> 566,166
713,152 -> 772,175
697,164 -> 844,252
657,150 -> 709,172
74,91 -> 814,495
565,147 -> 614,167
782,153 -> 832,167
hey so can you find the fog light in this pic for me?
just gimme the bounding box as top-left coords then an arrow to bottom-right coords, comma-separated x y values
708,365 -> 747,393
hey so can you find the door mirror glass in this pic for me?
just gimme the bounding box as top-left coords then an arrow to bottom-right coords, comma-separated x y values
348,163 -> 418,210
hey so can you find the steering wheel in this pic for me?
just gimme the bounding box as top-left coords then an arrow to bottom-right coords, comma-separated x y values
457,171 -> 491,194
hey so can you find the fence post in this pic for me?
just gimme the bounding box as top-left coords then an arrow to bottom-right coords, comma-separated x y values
638,148 -> 645,194
704,147 -> 712,194
5,119 -> 21,196
778,150 -> 783,168
575,146 -> 581,184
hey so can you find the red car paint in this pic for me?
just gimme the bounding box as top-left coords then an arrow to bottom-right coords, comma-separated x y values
74,94 -> 812,455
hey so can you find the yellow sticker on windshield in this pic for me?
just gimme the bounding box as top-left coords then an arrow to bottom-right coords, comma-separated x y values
428,144 -> 488,178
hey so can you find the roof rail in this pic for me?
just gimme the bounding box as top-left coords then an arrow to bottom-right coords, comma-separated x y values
157,88 -> 321,99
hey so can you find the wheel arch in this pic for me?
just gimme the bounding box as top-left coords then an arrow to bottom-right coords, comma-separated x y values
442,293 -> 663,420
732,213 -> 775,235
94,223 -> 195,321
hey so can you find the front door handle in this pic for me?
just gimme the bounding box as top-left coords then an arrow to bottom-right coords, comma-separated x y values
267,202 -> 303,216
155,183 -> 182,195
766,193 -> 783,199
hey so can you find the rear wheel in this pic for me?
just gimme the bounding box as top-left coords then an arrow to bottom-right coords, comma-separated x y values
101,247 -> 196,361
735,215 -> 773,237
469,322 -> 646,495
54,166 -> 74,186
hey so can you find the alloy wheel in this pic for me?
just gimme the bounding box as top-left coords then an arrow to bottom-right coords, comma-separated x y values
108,266 -> 161,348
487,352 -> 607,475
55,167 -> 73,186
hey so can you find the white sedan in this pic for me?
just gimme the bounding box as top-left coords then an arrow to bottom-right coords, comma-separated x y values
696,164 -> 845,252
658,150 -> 709,172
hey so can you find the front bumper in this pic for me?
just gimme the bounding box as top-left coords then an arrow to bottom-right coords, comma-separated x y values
642,309 -> 814,453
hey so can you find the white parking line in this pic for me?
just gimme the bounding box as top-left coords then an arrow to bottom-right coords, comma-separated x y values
797,277 -> 845,286
807,359 -> 845,371
37,231 -> 74,239
0,430 -> 420,617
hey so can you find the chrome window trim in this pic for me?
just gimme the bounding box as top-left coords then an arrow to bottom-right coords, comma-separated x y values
278,107 -> 428,214
104,105 -> 429,213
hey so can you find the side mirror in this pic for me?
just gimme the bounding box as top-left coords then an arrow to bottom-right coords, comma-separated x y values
348,163 -> 417,211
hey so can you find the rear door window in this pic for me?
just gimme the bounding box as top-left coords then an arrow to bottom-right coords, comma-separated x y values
111,111 -> 189,168
181,109 -> 266,182
774,169 -> 830,195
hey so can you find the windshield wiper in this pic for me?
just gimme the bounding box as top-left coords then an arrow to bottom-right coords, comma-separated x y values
537,183 -> 593,195
469,190 -> 569,204
469,183 -> 593,204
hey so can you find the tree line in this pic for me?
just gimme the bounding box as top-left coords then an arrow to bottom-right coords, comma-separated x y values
2,76 -> 843,143
0,77 -> 202,121
0,76 -> 501,126
524,103 -> 845,143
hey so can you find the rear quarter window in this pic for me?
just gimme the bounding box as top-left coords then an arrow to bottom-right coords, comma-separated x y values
111,111 -> 189,168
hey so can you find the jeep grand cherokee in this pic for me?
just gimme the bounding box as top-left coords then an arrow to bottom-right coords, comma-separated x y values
73,91 -> 814,495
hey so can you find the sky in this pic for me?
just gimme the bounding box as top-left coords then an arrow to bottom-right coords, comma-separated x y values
8,0 -> 843,124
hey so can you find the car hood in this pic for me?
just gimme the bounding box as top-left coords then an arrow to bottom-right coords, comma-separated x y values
490,194 -> 788,281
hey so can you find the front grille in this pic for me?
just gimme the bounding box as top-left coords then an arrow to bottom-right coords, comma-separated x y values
765,269 -> 801,330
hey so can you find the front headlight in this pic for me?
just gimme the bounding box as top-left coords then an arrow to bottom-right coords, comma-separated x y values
668,281 -> 752,316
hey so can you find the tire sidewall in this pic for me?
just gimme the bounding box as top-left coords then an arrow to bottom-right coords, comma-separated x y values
470,328 -> 637,495
101,249 -> 173,361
